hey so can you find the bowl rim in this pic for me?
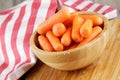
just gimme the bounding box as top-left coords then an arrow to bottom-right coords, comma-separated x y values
30,11 -> 109,55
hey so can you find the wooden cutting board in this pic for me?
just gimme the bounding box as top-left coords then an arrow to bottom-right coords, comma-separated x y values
24,20 -> 120,80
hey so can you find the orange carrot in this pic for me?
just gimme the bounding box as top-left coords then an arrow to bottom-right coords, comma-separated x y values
52,23 -> 66,37
63,12 -> 79,27
77,26 -> 102,47
72,16 -> 84,43
46,31 -> 64,51
71,12 -> 79,16
80,19 -> 93,38
80,15 -> 103,26
61,27 -> 72,47
63,16 -> 72,27
37,8 -> 71,34
38,35 -> 54,52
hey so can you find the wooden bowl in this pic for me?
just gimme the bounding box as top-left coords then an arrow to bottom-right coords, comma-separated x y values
30,12 -> 109,71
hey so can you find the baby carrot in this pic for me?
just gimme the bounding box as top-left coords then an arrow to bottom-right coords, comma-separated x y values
37,8 -> 71,34
61,27 -> 72,47
77,26 -> 102,47
80,15 -> 103,26
63,12 -> 79,27
63,15 -> 72,27
52,23 -> 66,37
38,35 -> 54,52
80,19 -> 93,38
46,31 -> 64,51
72,16 -> 84,43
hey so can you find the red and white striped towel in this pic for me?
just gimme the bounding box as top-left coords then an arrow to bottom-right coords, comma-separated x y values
0,0 -> 117,80
0,0 -> 58,80
59,0 -> 117,19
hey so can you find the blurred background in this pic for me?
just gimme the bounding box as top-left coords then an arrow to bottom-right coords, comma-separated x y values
0,0 -> 24,11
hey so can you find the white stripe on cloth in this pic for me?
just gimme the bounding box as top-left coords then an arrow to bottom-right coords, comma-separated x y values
87,3 -> 100,11
64,0 -> 78,6
104,9 -> 117,19
97,5 -> 110,13
58,0 -> 75,12
0,15 -> 9,26
0,42 -> 4,66
75,1 -> 92,10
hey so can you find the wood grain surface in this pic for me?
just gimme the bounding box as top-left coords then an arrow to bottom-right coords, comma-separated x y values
22,20 -> 120,80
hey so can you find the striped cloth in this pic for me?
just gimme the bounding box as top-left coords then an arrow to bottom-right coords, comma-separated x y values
0,0 -> 58,80
59,0 -> 117,19
0,0 -> 117,80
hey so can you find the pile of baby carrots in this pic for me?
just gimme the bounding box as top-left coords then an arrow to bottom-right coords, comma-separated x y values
37,8 -> 104,52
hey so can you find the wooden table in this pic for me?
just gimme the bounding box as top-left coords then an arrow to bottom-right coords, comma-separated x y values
22,0 -> 120,80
